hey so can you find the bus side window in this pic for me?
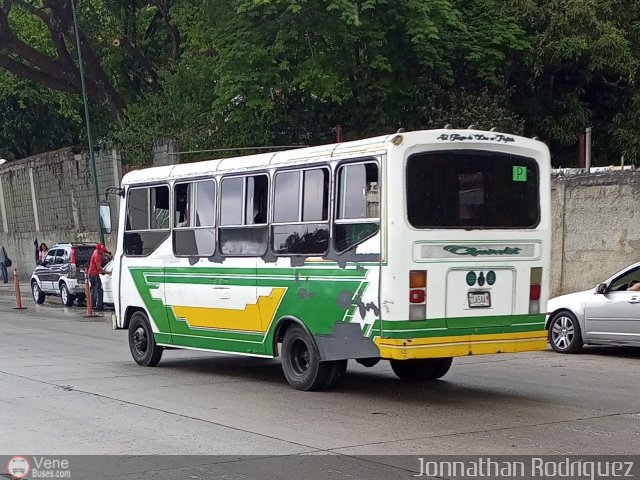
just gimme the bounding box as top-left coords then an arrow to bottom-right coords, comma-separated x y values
173,180 -> 216,257
334,162 -> 379,253
124,185 -> 170,256
219,174 -> 268,256
272,168 -> 330,255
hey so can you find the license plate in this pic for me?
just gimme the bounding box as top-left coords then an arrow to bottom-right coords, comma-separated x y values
468,291 -> 491,308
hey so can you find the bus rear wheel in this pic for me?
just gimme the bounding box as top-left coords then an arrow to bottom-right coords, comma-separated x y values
281,325 -> 335,391
322,360 -> 348,389
390,357 -> 453,381
128,311 -> 163,367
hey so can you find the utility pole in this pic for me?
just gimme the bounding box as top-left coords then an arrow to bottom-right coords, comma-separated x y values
585,127 -> 592,173
70,0 -> 104,244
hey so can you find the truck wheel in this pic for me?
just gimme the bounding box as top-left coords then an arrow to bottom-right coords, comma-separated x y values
281,325 -> 330,391
128,311 -> 163,367
32,281 -> 45,304
60,283 -> 75,307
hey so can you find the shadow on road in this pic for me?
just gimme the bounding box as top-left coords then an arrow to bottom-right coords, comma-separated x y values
155,354 -> 540,406
580,345 -> 640,359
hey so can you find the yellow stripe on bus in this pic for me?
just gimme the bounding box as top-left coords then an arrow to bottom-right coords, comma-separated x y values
375,330 -> 548,360
172,287 -> 286,333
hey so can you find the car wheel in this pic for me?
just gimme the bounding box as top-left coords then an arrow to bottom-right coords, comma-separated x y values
128,311 -> 163,366
281,325 -> 331,391
60,283 -> 75,307
390,357 -> 453,381
548,311 -> 584,353
31,281 -> 45,304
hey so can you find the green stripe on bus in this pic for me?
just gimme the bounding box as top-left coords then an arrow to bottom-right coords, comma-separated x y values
380,314 -> 546,339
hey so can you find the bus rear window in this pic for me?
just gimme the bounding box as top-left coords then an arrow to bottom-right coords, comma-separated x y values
407,151 -> 539,229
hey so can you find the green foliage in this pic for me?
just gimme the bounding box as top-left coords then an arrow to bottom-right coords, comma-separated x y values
611,93 -> 640,165
0,92 -> 81,160
0,70 -> 83,159
110,58 -> 221,165
510,0 -> 639,163
2,0 -> 640,167
421,88 -> 525,134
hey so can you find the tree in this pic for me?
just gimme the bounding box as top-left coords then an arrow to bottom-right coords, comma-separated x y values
0,0 -> 182,119
0,70 -> 82,159
508,0 -> 639,164
0,93 -> 80,159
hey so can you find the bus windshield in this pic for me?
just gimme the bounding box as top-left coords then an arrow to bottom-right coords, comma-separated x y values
406,150 -> 539,229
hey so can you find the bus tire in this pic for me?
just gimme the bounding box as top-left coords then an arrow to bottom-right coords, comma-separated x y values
281,325 -> 330,391
390,358 -> 452,381
322,360 -> 348,389
128,311 -> 163,367
430,357 -> 453,380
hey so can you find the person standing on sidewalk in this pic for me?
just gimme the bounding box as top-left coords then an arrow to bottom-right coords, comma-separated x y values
0,244 -> 8,284
87,243 -> 110,310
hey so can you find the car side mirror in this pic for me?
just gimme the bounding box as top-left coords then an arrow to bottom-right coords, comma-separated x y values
99,201 -> 112,235
596,283 -> 608,294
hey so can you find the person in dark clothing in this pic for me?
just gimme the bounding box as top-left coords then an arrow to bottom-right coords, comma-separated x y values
0,245 -> 8,283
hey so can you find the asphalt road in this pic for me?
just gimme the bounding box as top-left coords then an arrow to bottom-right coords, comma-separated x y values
1,283 -> 640,477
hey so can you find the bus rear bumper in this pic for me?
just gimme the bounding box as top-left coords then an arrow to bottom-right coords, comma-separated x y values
374,330 -> 547,360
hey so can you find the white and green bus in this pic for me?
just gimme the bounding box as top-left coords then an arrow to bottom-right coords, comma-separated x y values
111,128 -> 550,390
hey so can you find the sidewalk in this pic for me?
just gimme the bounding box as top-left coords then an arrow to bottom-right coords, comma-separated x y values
0,275 -> 31,300
0,281 -> 114,323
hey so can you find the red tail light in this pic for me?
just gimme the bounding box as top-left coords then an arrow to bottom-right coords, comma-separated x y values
70,247 -> 76,265
410,289 -> 426,304
529,267 -> 542,314
409,270 -> 427,319
530,284 -> 541,301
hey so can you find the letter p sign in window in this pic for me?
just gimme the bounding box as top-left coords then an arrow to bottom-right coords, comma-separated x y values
512,166 -> 527,182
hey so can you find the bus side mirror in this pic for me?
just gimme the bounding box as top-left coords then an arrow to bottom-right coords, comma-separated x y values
99,201 -> 112,235
596,283 -> 608,294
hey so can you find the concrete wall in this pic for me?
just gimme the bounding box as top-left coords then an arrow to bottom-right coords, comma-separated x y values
551,170 -> 640,296
152,139 -> 178,166
0,147 -> 122,276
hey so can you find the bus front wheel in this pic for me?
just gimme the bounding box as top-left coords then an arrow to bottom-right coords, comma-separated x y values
128,311 -> 163,367
281,325 -> 339,391
390,357 -> 452,381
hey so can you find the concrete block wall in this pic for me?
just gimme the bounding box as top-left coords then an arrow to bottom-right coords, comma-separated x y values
550,170 -> 640,296
152,139 -> 178,166
0,147 -> 122,276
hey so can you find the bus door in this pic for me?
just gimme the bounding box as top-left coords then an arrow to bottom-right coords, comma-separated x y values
123,185 -> 172,342
213,175 -> 269,354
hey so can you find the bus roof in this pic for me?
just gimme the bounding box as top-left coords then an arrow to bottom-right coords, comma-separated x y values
121,129 -> 547,186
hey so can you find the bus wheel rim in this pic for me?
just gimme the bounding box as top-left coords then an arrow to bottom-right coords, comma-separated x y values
133,326 -> 148,355
290,339 -> 311,375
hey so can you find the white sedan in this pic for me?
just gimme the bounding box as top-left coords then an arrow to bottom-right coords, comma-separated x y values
546,261 -> 640,353
100,260 -> 114,305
